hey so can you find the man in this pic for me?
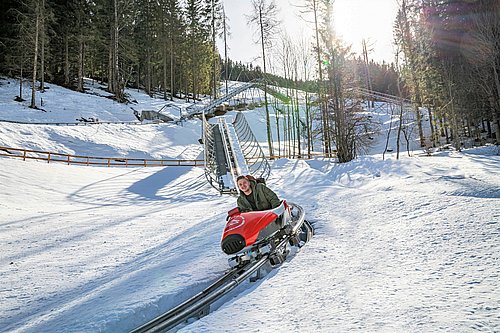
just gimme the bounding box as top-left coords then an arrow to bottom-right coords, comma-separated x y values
236,175 -> 281,213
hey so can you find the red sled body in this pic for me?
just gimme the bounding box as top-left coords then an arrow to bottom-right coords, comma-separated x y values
221,201 -> 291,255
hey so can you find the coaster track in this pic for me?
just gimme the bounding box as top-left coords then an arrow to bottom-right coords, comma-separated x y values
129,203 -> 310,333
202,111 -> 270,195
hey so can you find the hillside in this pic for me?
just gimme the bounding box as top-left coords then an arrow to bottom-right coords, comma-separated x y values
0,79 -> 499,333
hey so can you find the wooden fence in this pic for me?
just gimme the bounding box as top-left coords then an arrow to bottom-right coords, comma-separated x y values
0,119 -> 142,126
267,152 -> 335,160
0,146 -> 204,167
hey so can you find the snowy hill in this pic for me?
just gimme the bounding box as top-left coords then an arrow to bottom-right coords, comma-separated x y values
0,77 -> 206,160
0,79 -> 499,332
0,77 -> 182,123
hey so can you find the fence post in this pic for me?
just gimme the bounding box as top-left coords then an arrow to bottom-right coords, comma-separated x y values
67,155 -> 70,165
23,149 -> 26,161
47,152 -> 51,163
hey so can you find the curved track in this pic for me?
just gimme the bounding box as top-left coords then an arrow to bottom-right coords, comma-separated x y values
130,203 -> 311,333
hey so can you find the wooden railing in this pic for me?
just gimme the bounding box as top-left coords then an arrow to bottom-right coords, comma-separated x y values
0,119 -> 142,126
0,146 -> 204,167
268,152 -> 335,160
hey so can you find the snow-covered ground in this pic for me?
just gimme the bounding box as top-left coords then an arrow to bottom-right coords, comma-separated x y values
184,149 -> 500,332
1,79 -> 499,332
0,77 -> 252,124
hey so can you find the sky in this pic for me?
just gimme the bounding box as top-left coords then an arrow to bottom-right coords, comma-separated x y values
1,77 -> 499,332
220,0 -> 399,68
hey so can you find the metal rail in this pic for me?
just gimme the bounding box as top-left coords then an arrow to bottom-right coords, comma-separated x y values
132,256 -> 270,333
129,264 -> 249,333
232,112 -> 270,180
129,203 -> 307,333
202,113 -> 231,193
218,118 -> 240,192
350,87 -> 412,105
202,111 -> 270,194
186,82 -> 257,117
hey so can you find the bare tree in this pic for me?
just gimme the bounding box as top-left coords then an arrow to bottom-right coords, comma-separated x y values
274,32 -> 294,157
361,38 -> 374,108
297,35 -> 315,157
247,0 -> 280,157
394,46 -> 405,159
321,0 -> 376,162
30,0 -> 40,108
221,5 -> 230,95
395,0 -> 425,147
463,1 -> 500,144
294,0 -> 331,156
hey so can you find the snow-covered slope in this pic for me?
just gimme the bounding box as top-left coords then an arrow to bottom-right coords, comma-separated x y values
0,121 -> 203,160
0,77 -> 183,123
184,149 -> 500,332
0,79 -> 499,332
0,159 -> 233,332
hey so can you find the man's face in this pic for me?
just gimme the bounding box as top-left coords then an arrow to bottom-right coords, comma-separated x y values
237,178 -> 251,193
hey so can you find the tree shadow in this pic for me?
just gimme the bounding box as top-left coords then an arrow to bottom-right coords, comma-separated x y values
1,211 -> 230,333
68,166 -> 213,207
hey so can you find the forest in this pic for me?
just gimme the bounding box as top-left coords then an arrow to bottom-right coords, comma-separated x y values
0,0 -> 498,162
392,0 -> 500,153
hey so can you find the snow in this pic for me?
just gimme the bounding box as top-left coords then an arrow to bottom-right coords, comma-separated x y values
185,151 -> 499,332
0,77 -> 184,123
1,78 -> 499,332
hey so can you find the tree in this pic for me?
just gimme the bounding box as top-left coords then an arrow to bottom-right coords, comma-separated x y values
206,0 -> 223,99
28,0 -> 42,108
2,0 -> 30,101
0,0 -> 219,108
160,0 -> 183,100
132,0 -> 154,94
247,0 -> 280,157
297,35 -> 316,157
394,0 -> 425,147
221,5 -> 230,95
320,0 -> 377,162
393,0 -> 499,150
361,38 -> 374,108
464,0 -> 500,144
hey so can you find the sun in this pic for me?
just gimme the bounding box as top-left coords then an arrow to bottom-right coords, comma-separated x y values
332,0 -> 398,63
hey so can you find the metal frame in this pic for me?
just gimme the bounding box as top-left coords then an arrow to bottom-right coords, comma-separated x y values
232,112 -> 270,180
203,111 -> 270,194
